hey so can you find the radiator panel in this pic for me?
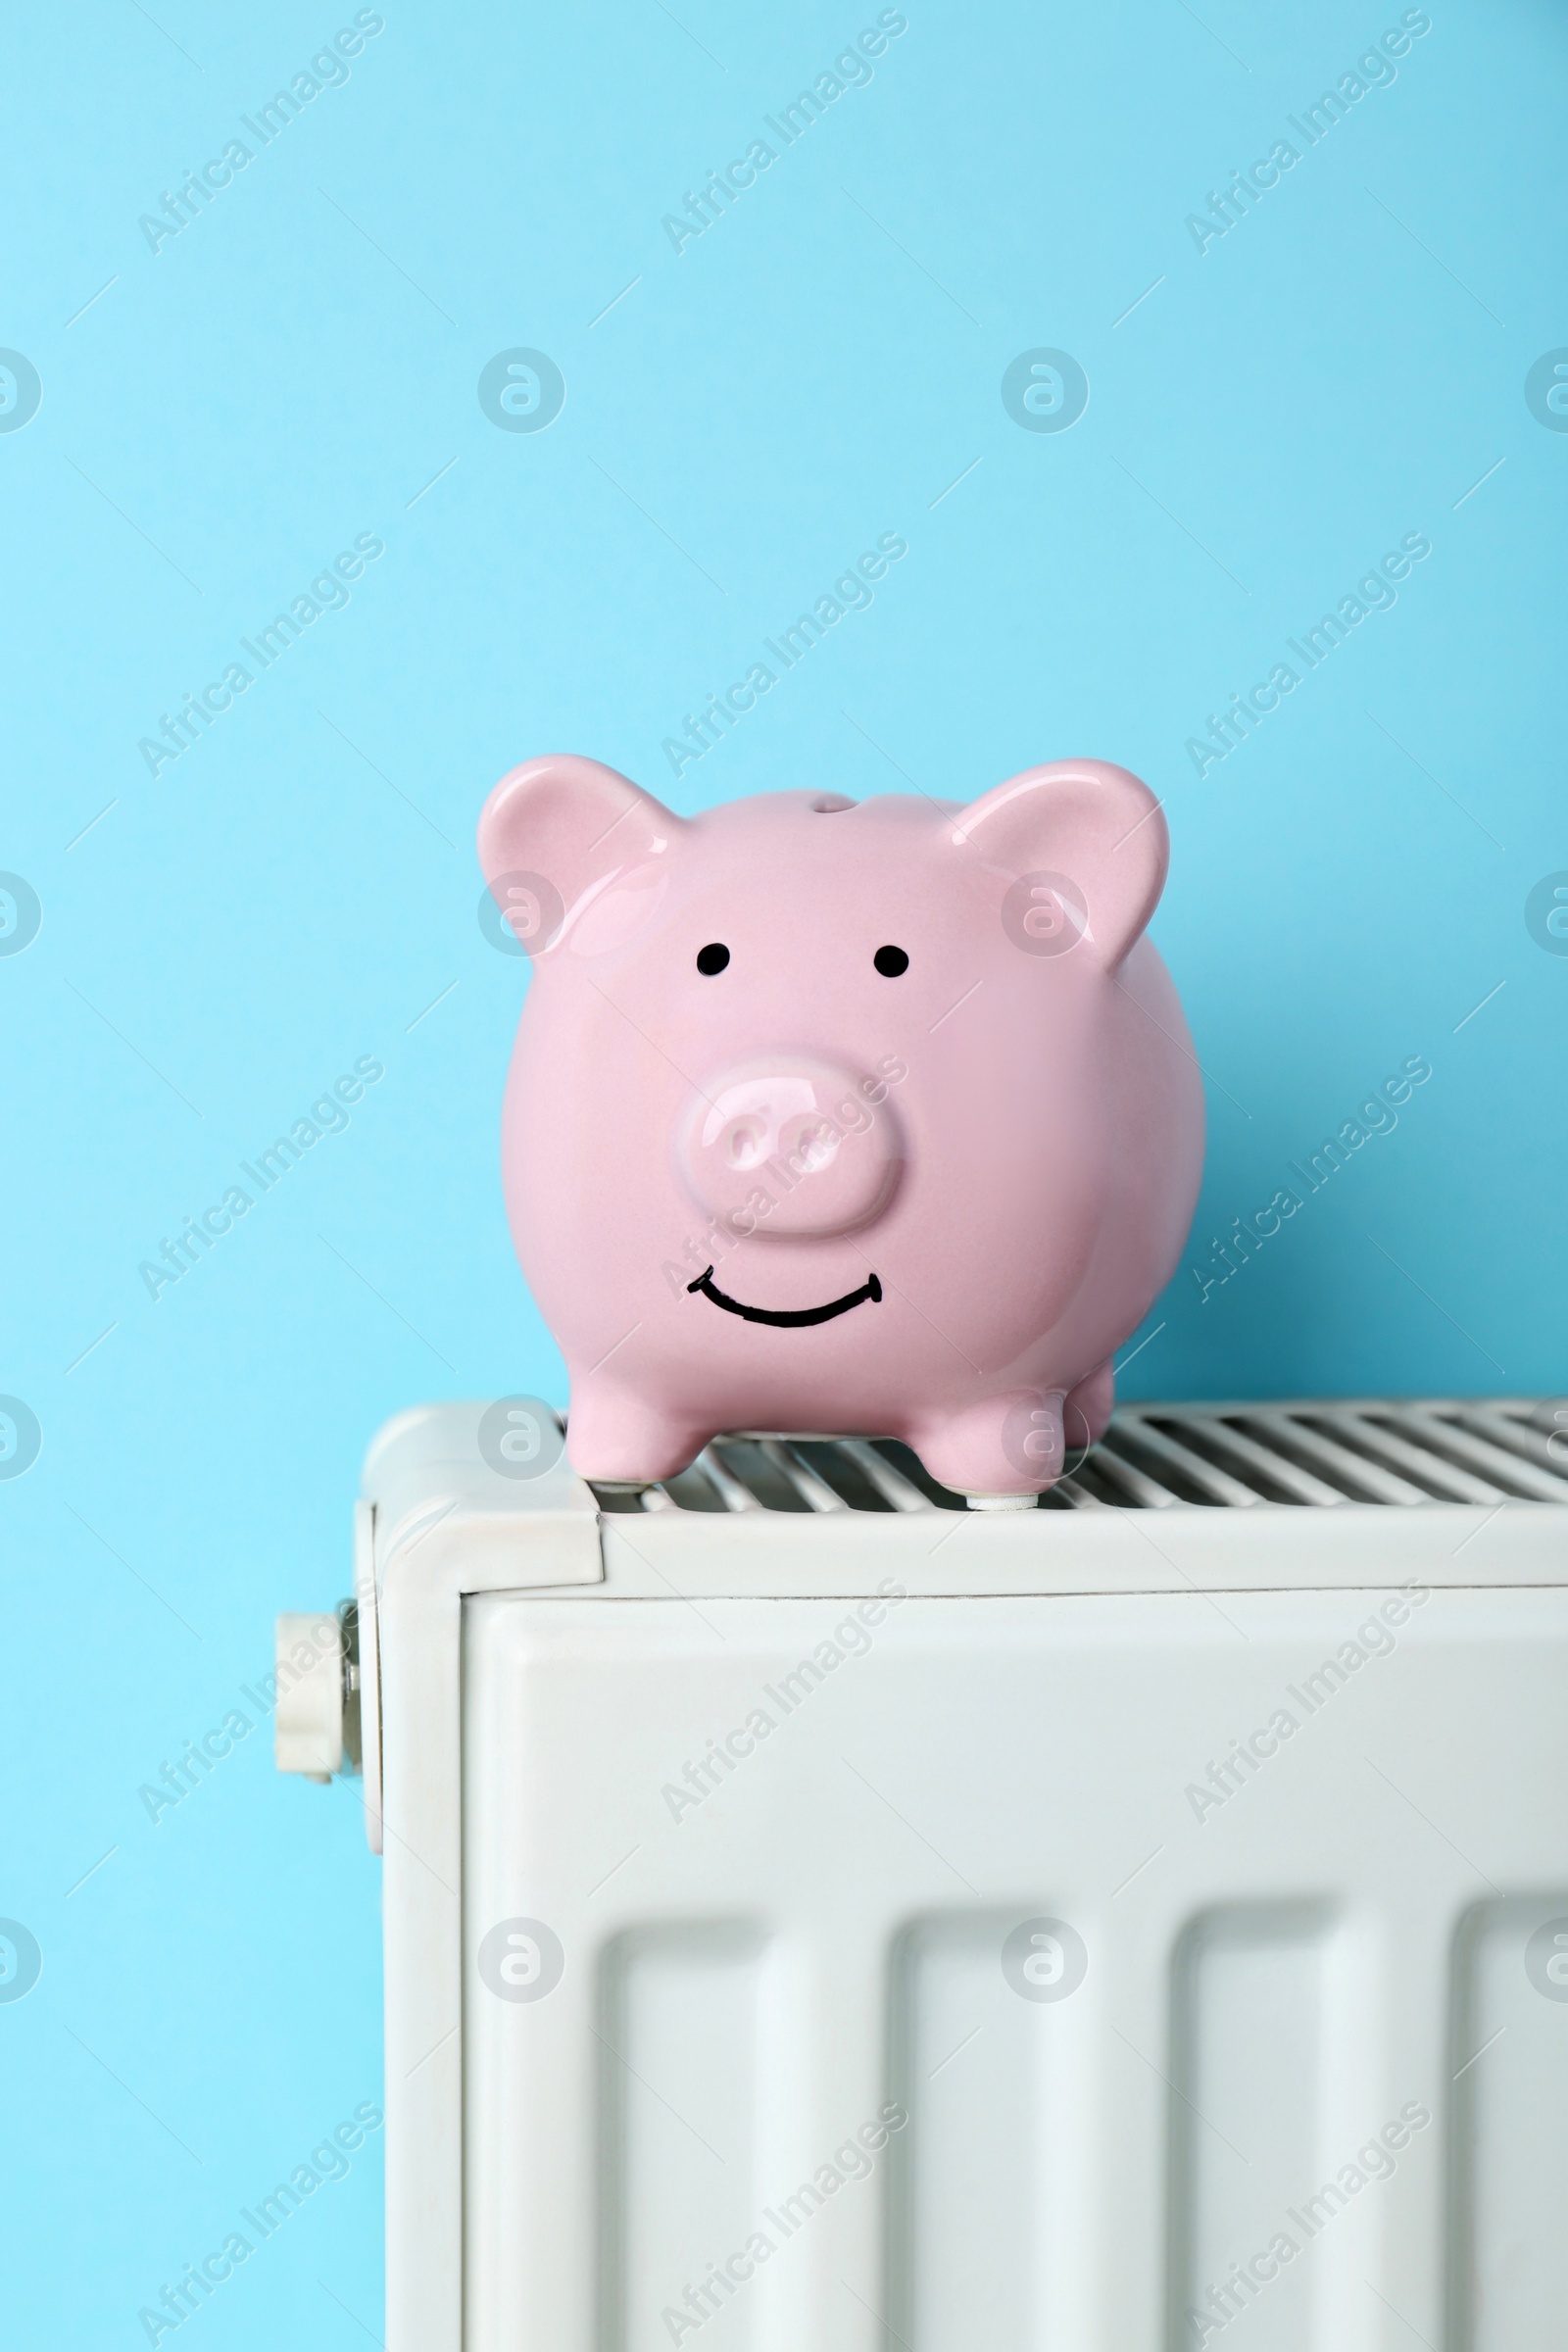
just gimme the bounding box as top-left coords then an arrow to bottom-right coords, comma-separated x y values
454,1590 -> 1568,2351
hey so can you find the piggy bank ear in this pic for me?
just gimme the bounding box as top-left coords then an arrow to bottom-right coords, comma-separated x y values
954,760 -> 1167,969
477,756 -> 684,956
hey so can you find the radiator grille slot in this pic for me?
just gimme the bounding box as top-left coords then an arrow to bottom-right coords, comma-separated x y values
586,1399 -> 1568,1516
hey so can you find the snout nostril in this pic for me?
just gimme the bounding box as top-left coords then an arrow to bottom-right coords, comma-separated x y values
725,1117 -> 766,1169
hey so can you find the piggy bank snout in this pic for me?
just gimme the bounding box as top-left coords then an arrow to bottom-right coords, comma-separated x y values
677,1055 -> 903,1238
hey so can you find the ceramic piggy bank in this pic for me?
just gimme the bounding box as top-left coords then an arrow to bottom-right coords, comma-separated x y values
478,756 -> 1203,1502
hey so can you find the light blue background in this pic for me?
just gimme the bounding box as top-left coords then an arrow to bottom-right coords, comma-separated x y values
2,1 -> 1564,2339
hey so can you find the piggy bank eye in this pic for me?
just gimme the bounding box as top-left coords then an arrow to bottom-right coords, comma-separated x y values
696,942 -> 730,976
873,945 -> 909,977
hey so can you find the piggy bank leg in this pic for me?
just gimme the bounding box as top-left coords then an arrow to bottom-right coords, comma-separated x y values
564,1384 -> 707,1486
1064,1358 -> 1114,1453
907,1391 -> 1067,1508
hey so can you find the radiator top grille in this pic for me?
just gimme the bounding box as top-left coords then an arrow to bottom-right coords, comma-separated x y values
588,1399 -> 1568,1516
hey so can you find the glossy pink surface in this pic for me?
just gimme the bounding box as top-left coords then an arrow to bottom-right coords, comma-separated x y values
478,756 -> 1204,1495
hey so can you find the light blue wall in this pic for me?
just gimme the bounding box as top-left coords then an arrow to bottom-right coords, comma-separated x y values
2,1 -> 1563,2338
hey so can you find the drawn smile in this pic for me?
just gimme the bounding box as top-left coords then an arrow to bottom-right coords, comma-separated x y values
686,1265 -> 883,1328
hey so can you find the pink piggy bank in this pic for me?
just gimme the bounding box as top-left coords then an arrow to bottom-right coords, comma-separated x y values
478,756 -> 1203,1502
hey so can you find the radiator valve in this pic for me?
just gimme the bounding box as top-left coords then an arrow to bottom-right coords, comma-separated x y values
274,1603 -> 362,1781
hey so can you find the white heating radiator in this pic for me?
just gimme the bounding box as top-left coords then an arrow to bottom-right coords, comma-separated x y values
277,1396 -> 1568,2352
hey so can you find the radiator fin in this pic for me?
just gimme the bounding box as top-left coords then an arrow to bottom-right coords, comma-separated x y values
1168,1906 -> 1334,2351
887,1914 -> 1083,2347
586,1400 -> 1568,1515
600,1924 -> 765,2351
